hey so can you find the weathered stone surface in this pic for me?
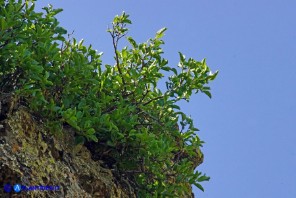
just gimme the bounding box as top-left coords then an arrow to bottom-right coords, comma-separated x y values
0,94 -> 135,198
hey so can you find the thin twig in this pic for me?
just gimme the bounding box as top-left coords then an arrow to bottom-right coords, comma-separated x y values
142,95 -> 164,106
111,30 -> 127,93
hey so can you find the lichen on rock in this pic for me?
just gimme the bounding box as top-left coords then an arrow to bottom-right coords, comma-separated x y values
0,93 -> 135,197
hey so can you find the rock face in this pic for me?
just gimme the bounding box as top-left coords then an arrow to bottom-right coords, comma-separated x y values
0,93 -> 135,197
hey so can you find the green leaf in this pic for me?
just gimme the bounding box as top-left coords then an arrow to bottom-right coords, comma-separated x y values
86,128 -> 96,135
52,8 -> 63,15
209,70 -> 219,80
0,17 -> 6,30
178,52 -> 185,62
169,104 -> 180,110
162,66 -> 171,72
171,68 -> 178,75
197,175 -> 210,182
115,75 -> 122,84
193,182 -> 205,192
202,90 -> 212,98
76,111 -> 83,119
87,134 -> 98,142
127,37 -> 138,48
156,27 -> 167,39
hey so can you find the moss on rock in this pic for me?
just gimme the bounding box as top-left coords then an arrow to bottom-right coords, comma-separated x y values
0,94 -> 135,197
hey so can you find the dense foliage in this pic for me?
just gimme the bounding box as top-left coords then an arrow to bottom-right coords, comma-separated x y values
0,0 -> 218,197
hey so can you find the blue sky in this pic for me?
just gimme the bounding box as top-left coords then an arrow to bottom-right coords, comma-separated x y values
36,1 -> 296,197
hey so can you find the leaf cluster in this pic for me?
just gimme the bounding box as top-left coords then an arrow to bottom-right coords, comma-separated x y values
0,1 -> 218,197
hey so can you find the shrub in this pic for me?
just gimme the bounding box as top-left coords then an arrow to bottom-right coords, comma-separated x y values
0,0 -> 218,197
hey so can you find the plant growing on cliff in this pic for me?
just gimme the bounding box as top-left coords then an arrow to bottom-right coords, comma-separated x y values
0,0 -> 218,197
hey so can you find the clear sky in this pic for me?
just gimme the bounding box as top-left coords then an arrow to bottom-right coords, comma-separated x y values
36,1 -> 296,197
